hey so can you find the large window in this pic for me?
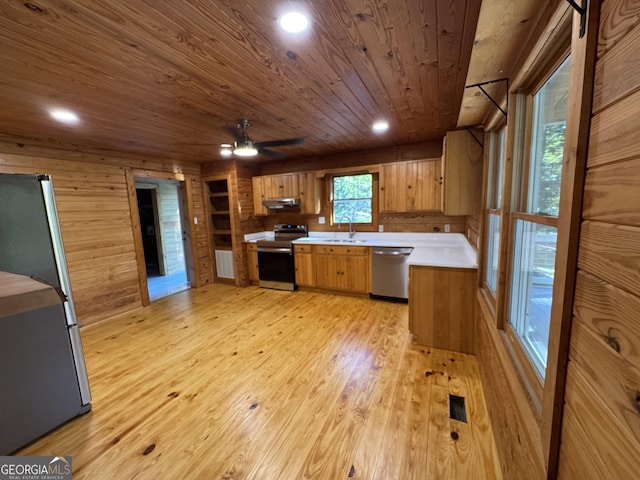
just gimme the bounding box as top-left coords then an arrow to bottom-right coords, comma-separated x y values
332,174 -> 373,223
507,56 -> 570,380
484,129 -> 506,297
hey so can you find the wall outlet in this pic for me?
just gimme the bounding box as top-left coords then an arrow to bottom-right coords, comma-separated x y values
444,224 -> 450,232
318,216 -> 325,224
378,225 -> 384,232
194,217 -> 198,225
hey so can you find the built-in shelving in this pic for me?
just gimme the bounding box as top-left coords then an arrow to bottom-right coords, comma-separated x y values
204,178 -> 235,279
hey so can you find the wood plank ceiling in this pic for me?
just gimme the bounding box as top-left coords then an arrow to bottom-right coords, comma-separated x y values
0,0 -> 480,163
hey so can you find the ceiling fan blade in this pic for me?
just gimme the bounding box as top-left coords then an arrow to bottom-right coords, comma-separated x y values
257,147 -> 286,158
255,137 -> 304,148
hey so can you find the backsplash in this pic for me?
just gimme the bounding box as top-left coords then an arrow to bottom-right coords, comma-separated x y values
262,211 -> 466,234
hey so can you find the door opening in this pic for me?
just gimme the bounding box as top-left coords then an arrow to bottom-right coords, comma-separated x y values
135,180 -> 190,301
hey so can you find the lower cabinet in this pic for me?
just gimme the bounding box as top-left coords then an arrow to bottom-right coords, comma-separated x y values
294,245 -> 315,287
246,243 -> 259,283
408,265 -> 476,354
314,246 -> 370,293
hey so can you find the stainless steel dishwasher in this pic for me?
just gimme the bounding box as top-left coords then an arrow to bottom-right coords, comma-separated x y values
370,246 -> 414,300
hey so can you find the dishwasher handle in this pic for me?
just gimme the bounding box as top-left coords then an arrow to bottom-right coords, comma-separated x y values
372,248 -> 414,256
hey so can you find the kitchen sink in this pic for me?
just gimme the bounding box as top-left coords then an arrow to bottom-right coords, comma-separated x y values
325,239 -> 367,243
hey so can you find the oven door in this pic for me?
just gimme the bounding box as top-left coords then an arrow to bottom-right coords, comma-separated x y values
257,247 -> 296,291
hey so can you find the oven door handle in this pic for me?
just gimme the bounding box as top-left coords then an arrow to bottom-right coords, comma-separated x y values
257,246 -> 293,254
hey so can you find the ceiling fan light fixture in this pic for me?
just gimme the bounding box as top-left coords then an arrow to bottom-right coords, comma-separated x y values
233,140 -> 258,157
278,11 -> 309,33
220,148 -> 233,157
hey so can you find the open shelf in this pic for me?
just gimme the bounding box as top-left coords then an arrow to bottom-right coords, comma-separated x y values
205,178 -> 235,280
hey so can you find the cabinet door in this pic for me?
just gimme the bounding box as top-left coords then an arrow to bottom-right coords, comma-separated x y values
441,130 -> 483,215
379,163 -> 399,212
267,174 -> 299,198
379,162 -> 409,212
342,255 -> 370,293
247,247 -> 259,282
298,172 -> 320,215
294,252 -> 315,287
408,159 -> 441,211
252,177 -> 267,216
315,254 -> 339,290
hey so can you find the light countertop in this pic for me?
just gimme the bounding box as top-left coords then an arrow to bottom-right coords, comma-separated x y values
245,231 -> 478,269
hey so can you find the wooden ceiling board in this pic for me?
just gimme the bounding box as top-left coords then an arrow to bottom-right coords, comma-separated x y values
1,0 -> 481,163
457,0 -> 541,128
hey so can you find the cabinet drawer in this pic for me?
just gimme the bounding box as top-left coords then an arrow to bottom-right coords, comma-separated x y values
314,245 -> 368,255
246,243 -> 258,252
294,244 -> 312,253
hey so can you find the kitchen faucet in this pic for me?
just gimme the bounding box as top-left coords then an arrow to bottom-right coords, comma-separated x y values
338,216 -> 356,239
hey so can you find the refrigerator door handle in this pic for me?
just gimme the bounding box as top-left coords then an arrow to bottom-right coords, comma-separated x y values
40,176 -> 79,327
68,325 -> 92,407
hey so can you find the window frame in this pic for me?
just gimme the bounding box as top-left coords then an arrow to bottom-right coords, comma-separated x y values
329,172 -> 378,230
476,3 -> 597,474
503,53 -> 571,397
481,128 -> 507,308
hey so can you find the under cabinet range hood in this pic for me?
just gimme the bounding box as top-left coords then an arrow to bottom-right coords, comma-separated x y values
262,197 -> 300,209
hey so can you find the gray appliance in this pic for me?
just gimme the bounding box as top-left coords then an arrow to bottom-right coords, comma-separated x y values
261,197 -> 300,210
370,246 -> 414,301
257,224 -> 307,290
0,173 -> 92,454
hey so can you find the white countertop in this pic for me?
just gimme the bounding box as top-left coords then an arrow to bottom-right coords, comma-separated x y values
245,231 -> 478,269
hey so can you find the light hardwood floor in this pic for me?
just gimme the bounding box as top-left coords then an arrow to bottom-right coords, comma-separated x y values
19,284 -> 502,479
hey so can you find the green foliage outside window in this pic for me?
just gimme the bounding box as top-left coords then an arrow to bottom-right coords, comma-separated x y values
537,123 -> 565,216
333,174 -> 372,223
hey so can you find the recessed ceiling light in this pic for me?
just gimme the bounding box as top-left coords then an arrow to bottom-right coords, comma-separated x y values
278,12 -> 309,33
372,120 -> 389,133
49,108 -> 80,125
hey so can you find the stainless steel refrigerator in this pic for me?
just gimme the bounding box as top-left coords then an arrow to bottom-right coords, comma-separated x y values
0,173 -> 92,454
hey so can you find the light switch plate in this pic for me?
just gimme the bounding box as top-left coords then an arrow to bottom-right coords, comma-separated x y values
318,216 -> 325,224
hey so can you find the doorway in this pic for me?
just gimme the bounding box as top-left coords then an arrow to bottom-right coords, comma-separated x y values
135,179 -> 190,301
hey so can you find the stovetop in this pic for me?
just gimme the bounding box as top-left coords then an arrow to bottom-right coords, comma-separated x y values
257,224 -> 307,248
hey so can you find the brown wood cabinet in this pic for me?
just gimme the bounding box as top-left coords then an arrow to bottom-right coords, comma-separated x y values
379,158 -> 441,212
298,172 -> 321,215
252,172 -> 319,216
293,244 -> 315,287
252,177 -> 267,216
246,243 -> 259,283
266,173 -> 299,198
408,265 -> 476,354
314,245 -> 370,293
441,129 -> 483,216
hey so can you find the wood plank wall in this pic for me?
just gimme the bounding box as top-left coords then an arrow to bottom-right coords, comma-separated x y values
0,144 -> 211,325
259,141 -> 443,176
155,182 -> 185,275
260,141 -> 470,234
557,0 -> 640,477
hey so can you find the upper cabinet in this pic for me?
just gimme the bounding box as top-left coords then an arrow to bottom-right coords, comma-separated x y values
252,172 -> 320,216
298,172 -> 321,215
252,176 -> 267,216
379,158 -> 441,213
266,174 -> 299,198
441,129 -> 484,216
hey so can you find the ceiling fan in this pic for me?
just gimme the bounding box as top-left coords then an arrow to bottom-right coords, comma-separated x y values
221,119 -> 304,158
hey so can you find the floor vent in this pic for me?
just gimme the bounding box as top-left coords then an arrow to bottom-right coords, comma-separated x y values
449,394 -> 467,423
